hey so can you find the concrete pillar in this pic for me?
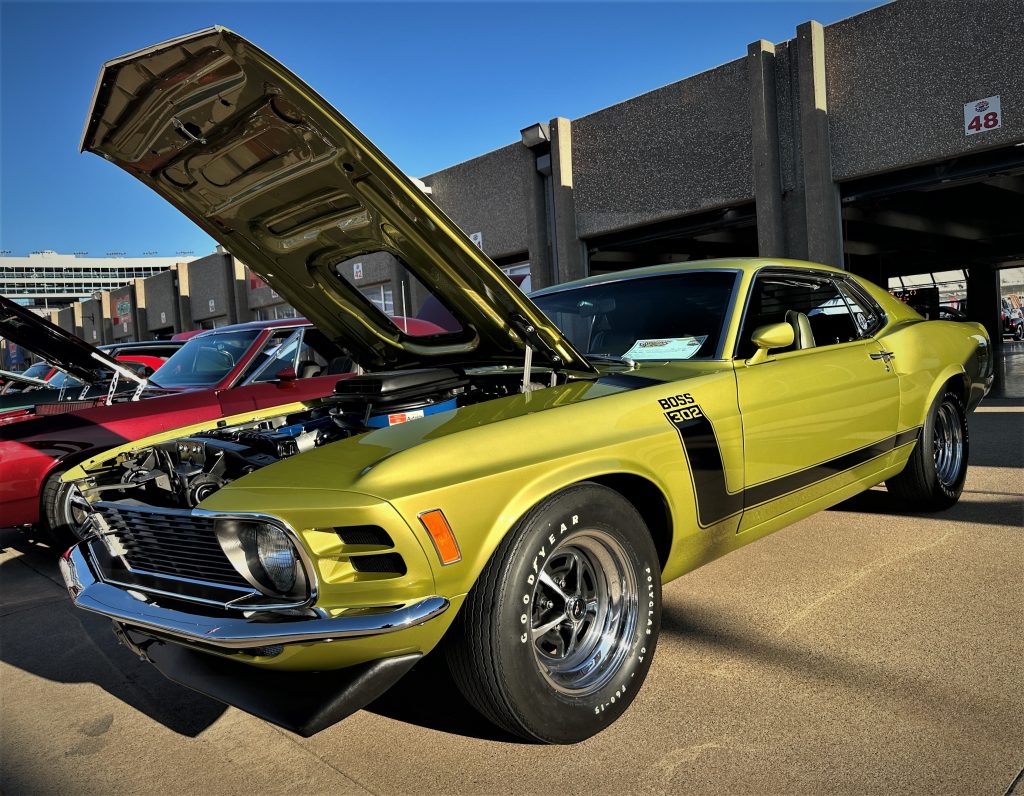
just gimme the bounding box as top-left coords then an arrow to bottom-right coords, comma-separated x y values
71,303 -> 85,339
795,20 -> 843,268
131,278 -> 147,339
748,40 -> 786,258
549,117 -> 586,284
174,262 -> 192,332
523,147 -> 554,290
967,264 -> 1000,345
99,292 -> 112,344
228,254 -> 251,323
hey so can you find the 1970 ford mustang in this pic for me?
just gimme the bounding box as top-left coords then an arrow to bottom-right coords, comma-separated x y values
59,28 -> 992,744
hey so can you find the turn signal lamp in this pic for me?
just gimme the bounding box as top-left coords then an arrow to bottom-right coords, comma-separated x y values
418,509 -> 462,565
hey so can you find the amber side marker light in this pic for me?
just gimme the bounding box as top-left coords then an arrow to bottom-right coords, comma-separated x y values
418,509 -> 462,565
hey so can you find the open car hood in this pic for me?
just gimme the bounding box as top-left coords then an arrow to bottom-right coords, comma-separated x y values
0,296 -> 123,384
0,369 -> 50,388
81,27 -> 594,374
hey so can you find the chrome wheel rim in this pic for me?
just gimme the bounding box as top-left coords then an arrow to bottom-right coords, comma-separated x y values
60,484 -> 93,540
933,401 -> 964,488
529,529 -> 638,695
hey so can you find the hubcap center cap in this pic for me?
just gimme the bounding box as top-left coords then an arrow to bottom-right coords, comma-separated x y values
566,597 -> 585,621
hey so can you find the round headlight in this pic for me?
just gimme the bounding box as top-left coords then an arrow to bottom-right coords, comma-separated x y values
254,524 -> 297,594
217,519 -> 306,600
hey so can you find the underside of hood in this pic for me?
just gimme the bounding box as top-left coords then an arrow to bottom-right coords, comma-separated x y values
80,27 -> 594,374
0,296 -> 120,384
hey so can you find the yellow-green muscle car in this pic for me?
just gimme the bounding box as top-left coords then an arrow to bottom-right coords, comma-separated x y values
59,28 -> 993,744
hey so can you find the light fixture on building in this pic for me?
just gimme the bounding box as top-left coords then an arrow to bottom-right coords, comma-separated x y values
520,122 -> 550,150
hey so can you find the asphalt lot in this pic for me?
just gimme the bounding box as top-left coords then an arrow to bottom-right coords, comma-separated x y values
2,394 -> 1021,795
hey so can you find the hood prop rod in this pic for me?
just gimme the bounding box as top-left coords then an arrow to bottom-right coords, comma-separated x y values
510,314 -> 563,392
91,352 -> 147,405
521,344 -> 534,393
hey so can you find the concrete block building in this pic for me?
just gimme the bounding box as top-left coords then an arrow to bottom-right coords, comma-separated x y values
6,0 -> 1023,366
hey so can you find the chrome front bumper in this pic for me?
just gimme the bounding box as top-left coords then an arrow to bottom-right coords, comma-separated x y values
59,543 -> 449,650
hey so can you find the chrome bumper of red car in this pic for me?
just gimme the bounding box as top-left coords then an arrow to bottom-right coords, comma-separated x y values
59,543 -> 449,650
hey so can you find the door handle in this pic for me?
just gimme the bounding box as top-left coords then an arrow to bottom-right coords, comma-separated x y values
869,351 -> 895,360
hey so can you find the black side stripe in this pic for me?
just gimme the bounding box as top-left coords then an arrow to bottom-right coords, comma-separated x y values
666,414 -> 920,528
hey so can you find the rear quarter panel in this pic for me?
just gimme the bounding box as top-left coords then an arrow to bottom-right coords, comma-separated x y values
876,318 -> 991,429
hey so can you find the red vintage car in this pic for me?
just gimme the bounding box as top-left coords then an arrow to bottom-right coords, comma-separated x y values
0,308 -> 444,543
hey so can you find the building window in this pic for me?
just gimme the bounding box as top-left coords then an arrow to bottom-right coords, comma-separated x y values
501,262 -> 532,293
359,284 -> 395,315
887,269 -> 968,308
253,304 -> 299,321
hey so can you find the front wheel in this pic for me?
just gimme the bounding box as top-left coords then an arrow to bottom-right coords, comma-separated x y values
445,483 -> 661,744
1014,323 -> 1023,341
886,388 -> 969,511
41,472 -> 91,550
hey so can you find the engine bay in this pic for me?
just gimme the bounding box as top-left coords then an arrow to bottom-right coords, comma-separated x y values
79,367 -> 569,509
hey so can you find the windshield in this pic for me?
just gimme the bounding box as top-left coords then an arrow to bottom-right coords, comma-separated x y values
20,362 -> 52,380
149,329 -> 260,388
532,271 -> 736,361
47,370 -> 86,390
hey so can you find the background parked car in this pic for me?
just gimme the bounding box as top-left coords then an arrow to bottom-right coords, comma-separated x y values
1001,297 -> 1023,339
0,310 -> 444,544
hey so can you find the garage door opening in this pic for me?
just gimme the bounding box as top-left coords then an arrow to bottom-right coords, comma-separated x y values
585,203 -> 758,276
841,146 -> 1024,284
840,145 -> 1024,398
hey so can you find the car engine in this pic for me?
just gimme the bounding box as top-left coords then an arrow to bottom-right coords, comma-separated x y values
79,367 -> 560,508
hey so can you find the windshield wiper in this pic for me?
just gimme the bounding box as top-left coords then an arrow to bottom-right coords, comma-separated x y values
585,353 -> 637,368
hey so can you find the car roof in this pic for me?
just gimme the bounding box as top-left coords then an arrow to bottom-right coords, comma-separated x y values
187,318 -> 312,339
99,340 -> 184,351
529,258 -> 849,297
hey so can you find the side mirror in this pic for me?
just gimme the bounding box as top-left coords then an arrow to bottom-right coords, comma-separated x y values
275,366 -> 297,386
746,322 -> 794,366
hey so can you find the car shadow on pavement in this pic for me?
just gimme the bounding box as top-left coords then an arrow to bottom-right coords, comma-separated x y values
1,528 -> 526,744
657,602 -> 997,720
363,648 -> 528,744
0,530 -> 227,737
830,487 -> 1023,525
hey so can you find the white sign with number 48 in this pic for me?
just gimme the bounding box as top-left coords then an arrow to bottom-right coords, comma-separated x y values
964,95 -> 1001,136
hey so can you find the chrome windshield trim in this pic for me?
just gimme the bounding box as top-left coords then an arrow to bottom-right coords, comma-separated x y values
60,543 -> 449,650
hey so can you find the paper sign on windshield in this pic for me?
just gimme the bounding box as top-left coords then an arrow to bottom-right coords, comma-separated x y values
623,336 -> 707,360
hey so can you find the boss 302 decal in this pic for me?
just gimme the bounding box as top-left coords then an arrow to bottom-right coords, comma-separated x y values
660,394 -> 921,528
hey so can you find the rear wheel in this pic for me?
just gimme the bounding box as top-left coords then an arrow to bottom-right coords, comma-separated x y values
445,483 -> 661,744
886,388 -> 969,511
41,472 -> 90,550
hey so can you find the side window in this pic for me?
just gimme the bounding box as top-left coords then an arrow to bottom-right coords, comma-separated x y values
836,280 -> 883,338
237,329 -> 295,383
737,274 -> 860,358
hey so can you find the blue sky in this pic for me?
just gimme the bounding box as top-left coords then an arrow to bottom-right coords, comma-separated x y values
1,1 -> 879,258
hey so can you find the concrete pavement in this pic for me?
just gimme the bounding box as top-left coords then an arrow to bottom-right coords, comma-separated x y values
2,400 -> 1021,795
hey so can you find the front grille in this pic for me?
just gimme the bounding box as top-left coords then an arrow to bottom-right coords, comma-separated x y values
95,503 -> 251,589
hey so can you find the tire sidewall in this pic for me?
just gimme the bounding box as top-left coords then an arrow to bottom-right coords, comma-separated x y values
921,389 -> 969,502
42,472 -> 84,549
493,485 -> 661,744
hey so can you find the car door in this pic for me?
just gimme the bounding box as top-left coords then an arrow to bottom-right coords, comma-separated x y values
733,270 -> 900,531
